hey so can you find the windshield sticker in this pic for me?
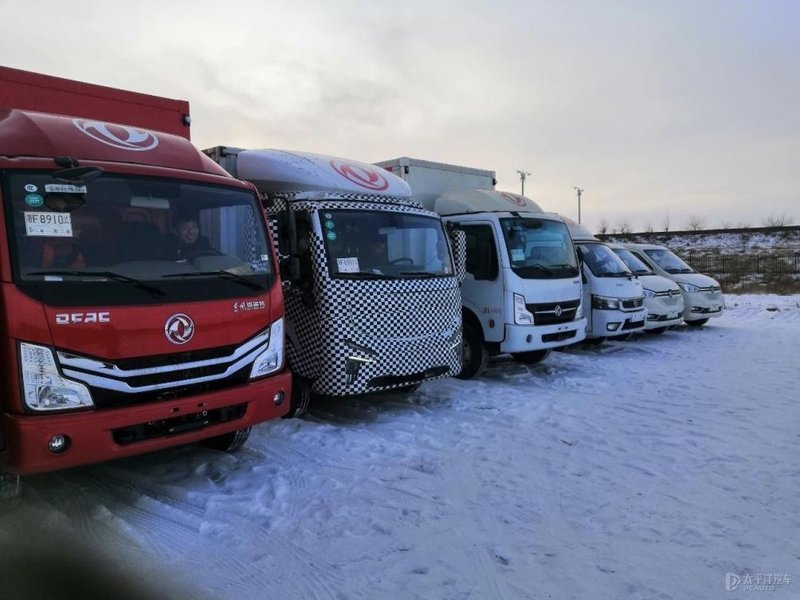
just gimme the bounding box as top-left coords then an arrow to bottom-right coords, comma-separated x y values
324,220 -> 335,229
324,213 -> 332,219
131,196 -> 170,209
337,257 -> 360,273
44,184 -> 87,194
24,212 -> 73,237
24,184 -> 38,193
25,194 -> 44,207
326,231 -> 337,241
511,248 -> 525,261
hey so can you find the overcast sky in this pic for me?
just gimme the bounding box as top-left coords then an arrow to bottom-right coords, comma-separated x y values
1,0 -> 797,233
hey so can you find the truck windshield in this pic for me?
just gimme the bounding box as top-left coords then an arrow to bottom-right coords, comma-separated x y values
612,247 -> 653,275
499,217 -> 579,279
644,248 -> 695,274
3,171 -> 274,306
577,242 -> 631,277
320,209 -> 453,279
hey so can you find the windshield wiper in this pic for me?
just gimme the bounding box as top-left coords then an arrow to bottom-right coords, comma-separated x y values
343,271 -> 398,280
28,270 -> 166,297
596,271 -> 630,277
522,263 -> 554,275
399,271 -> 444,278
163,270 -> 266,291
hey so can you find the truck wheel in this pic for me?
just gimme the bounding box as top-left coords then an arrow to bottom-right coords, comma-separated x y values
457,324 -> 488,380
685,318 -> 709,327
0,472 -> 21,509
511,349 -> 551,365
394,383 -> 422,394
200,427 -> 251,452
283,377 -> 311,418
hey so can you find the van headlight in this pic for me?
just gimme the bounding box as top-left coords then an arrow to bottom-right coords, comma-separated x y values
513,293 -> 534,325
250,317 -> 285,378
575,300 -> 583,319
20,343 -> 93,411
643,288 -> 656,298
591,295 -> 620,310
678,282 -> 701,293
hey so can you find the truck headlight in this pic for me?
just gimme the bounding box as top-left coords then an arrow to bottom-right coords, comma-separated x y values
591,295 -> 620,310
678,282 -> 701,293
513,293 -> 534,325
20,343 -> 93,411
250,317 -> 285,378
643,288 -> 656,298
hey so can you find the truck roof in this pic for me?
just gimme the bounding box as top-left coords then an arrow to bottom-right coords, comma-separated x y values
434,188 -> 545,216
215,148 -> 412,198
375,156 -> 495,179
0,109 -> 230,176
0,65 -> 191,139
548,214 -> 599,241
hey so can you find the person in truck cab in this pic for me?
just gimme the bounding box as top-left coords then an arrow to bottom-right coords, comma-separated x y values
164,211 -> 217,260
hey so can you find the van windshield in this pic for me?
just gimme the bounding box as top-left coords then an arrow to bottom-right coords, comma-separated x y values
577,242 -> 631,277
499,217 -> 579,279
644,248 -> 695,274
612,248 -> 653,275
320,209 -> 453,279
3,171 -> 274,306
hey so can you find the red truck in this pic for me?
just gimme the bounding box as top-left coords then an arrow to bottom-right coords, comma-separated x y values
0,66 -> 291,499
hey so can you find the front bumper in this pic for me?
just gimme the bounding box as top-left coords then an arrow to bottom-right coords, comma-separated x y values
501,317 -> 587,352
589,308 -> 646,338
644,296 -> 685,330
682,291 -> 724,320
1,369 -> 291,475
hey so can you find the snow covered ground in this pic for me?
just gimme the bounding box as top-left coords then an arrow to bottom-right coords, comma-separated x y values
2,294 -> 799,599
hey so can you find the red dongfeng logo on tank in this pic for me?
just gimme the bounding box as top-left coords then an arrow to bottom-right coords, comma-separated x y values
73,119 -> 159,151
499,191 -> 527,207
330,160 -> 389,191
164,313 -> 195,345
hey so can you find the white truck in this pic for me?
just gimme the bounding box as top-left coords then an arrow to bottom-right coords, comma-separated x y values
621,243 -> 724,326
559,219 -> 646,342
205,148 -> 464,413
375,157 -> 586,378
608,243 -> 684,333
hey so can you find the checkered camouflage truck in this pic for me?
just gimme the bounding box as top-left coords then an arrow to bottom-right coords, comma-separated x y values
205,147 -> 465,415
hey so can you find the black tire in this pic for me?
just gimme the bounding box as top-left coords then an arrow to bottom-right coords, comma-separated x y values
200,427 -> 251,452
283,377 -> 311,418
648,327 -> 667,335
586,337 -> 605,346
511,349 -> 551,365
457,324 -> 488,380
394,383 -> 422,394
685,318 -> 709,327
0,472 -> 21,510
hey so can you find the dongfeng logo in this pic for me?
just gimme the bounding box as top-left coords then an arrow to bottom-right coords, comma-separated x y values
330,160 -> 389,191
164,313 -> 195,345
73,119 -> 159,151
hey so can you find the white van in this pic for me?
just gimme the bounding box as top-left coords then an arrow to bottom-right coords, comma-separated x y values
561,220 -> 646,342
608,243 -> 684,333
620,243 -> 724,327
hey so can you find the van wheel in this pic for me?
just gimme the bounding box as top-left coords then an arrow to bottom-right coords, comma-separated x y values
586,337 -> 605,345
0,472 -> 21,510
648,327 -> 667,335
511,349 -> 551,365
685,318 -> 709,327
201,427 -> 251,453
457,324 -> 488,380
284,377 -> 311,418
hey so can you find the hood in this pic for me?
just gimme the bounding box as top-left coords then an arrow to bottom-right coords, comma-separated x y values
586,269 -> 643,298
511,273 -> 582,303
639,274 -> 680,293
673,272 -> 719,288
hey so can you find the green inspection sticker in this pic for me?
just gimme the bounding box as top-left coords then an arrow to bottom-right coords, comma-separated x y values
326,231 -> 337,240
325,220 -> 335,229
24,194 -> 44,207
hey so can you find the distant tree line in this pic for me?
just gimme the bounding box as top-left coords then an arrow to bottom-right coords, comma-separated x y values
597,212 -> 793,235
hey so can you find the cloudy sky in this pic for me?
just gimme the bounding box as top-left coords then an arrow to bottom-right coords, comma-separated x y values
1,0 -> 797,233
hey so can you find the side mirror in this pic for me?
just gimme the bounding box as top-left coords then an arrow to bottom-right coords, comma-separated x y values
447,228 -> 467,285
279,255 -> 301,283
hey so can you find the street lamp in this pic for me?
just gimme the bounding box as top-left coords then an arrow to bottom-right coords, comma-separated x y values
573,186 -> 584,224
517,170 -> 531,196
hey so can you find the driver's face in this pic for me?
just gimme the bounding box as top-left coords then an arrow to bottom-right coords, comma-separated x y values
178,220 -> 199,244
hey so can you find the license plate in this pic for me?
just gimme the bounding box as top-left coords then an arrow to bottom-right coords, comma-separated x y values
631,312 -> 644,323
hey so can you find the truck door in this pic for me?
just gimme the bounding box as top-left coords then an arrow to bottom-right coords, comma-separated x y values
461,223 -> 505,343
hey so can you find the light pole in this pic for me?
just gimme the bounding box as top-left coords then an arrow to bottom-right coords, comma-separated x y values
517,170 -> 531,196
574,186 -> 584,224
